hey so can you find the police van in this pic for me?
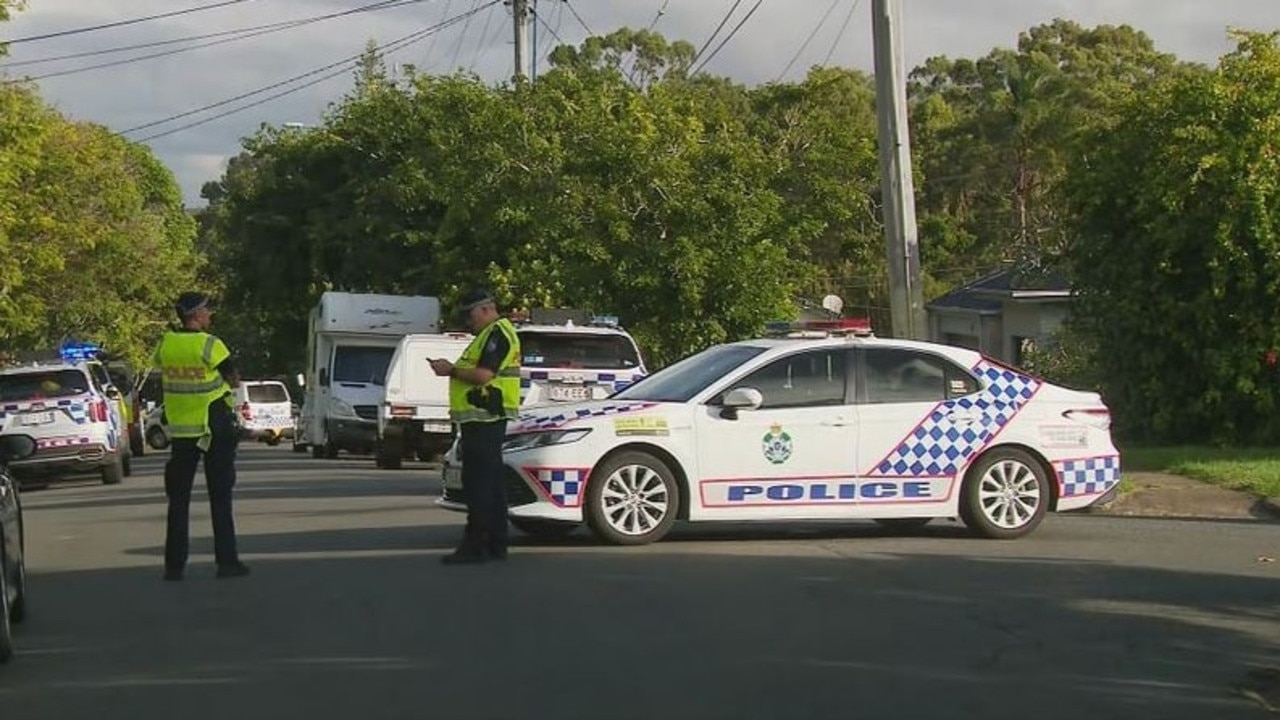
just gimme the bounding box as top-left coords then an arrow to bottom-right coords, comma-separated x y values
513,310 -> 647,407
0,343 -> 133,485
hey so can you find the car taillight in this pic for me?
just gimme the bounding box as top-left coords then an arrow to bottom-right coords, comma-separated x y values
1064,408 -> 1111,430
90,400 -> 108,423
240,402 -> 252,421
389,405 -> 414,418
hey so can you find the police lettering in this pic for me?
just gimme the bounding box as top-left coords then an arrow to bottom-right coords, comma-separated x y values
725,480 -> 933,502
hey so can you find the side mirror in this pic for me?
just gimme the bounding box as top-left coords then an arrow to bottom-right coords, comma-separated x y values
719,387 -> 763,420
318,368 -> 329,387
0,434 -> 37,463
296,372 -> 306,389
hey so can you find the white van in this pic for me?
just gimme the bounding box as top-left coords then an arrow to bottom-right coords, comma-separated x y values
376,333 -> 472,469
234,380 -> 293,446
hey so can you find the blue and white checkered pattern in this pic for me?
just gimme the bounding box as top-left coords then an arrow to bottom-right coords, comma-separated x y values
534,468 -> 586,507
1056,456 -> 1121,497
512,401 -> 660,433
872,362 -> 1041,477
0,398 -> 89,425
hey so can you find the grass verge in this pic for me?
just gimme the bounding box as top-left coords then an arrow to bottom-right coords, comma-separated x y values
1122,446 -> 1280,498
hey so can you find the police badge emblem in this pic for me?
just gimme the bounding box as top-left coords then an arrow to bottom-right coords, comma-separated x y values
762,423 -> 793,465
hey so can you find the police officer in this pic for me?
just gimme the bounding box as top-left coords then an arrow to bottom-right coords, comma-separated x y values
154,292 -> 250,581
430,289 -> 522,564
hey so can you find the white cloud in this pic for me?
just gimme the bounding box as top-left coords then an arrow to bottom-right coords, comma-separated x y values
3,0 -> 1277,206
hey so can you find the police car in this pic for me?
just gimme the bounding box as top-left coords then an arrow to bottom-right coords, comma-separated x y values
0,343 -> 133,485
441,319 -> 1119,544
512,311 -> 647,406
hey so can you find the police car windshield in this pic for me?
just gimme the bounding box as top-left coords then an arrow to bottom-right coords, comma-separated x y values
0,369 -> 91,401
333,346 -> 395,386
611,345 -> 766,403
519,331 -> 641,370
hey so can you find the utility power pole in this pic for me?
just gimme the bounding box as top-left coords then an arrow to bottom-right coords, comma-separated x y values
511,0 -> 531,81
871,0 -> 926,340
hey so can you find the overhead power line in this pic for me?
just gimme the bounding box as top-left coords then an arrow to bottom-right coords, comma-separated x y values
690,0 -> 763,75
127,1 -> 499,143
1,0 -> 258,45
4,0 -> 438,84
564,0 -> 594,37
467,0 -> 499,71
645,0 -> 671,32
692,0 -> 742,66
778,0 -> 841,81
2,0 -> 425,70
822,0 -> 861,66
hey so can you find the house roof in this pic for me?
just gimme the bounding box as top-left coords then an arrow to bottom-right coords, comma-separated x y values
927,265 -> 1073,315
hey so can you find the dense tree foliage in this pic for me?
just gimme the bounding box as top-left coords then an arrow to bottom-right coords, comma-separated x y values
1066,31 -> 1280,445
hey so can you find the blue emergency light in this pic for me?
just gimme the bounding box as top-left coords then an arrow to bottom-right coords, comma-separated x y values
59,340 -> 104,362
590,315 -> 620,327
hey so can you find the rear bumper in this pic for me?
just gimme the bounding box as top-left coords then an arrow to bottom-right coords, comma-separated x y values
11,444 -> 112,478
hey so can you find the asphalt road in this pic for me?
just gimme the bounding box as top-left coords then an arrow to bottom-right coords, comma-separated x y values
0,445 -> 1277,720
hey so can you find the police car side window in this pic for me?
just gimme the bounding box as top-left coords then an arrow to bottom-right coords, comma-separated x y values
864,349 -> 977,404
731,350 -> 847,409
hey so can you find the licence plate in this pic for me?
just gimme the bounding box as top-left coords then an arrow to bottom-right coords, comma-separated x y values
548,385 -> 591,402
443,464 -> 463,489
422,422 -> 451,434
20,411 -> 54,425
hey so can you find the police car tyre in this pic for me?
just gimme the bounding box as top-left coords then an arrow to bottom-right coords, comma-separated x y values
960,448 -> 1049,539
0,558 -> 13,664
101,453 -> 124,485
509,517 -> 579,540
146,426 -> 169,451
585,451 -> 680,546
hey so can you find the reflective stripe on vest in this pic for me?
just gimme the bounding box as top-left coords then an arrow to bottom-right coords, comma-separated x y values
156,331 -> 232,439
448,318 -> 522,423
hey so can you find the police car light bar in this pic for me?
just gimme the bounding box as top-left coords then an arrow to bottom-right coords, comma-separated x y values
764,319 -> 874,338
589,315 -> 620,328
60,341 -> 105,362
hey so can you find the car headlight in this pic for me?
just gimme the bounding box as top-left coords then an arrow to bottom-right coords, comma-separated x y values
329,399 -> 358,418
503,428 -> 591,453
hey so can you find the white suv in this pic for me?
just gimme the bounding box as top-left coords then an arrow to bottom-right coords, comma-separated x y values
514,315 -> 648,406
0,361 -> 132,485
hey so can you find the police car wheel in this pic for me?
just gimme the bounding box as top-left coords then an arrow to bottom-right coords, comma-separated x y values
146,427 -> 169,451
961,448 -> 1049,539
509,517 -> 579,540
585,451 -> 680,546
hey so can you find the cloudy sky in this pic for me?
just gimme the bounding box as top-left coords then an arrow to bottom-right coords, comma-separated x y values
2,0 -> 1275,207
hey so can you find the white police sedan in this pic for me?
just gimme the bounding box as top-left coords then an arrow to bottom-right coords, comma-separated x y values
440,320 -> 1120,545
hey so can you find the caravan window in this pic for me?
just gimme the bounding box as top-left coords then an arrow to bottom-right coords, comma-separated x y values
247,383 -> 290,403
333,346 -> 396,385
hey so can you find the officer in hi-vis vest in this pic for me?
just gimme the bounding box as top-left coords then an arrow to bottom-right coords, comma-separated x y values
431,289 -> 522,564
153,292 -> 250,581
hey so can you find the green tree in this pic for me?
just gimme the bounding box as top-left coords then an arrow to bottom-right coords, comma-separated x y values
1066,31 -> 1280,445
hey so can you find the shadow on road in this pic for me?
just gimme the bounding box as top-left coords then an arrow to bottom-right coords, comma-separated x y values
1,540 -> 1277,720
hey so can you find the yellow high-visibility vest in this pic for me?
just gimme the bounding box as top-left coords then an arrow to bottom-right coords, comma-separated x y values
448,318 -> 521,423
154,331 -> 232,439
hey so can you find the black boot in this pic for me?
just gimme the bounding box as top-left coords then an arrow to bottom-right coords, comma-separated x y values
441,533 -> 488,565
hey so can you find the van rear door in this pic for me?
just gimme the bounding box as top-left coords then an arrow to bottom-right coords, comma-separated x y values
385,335 -> 471,431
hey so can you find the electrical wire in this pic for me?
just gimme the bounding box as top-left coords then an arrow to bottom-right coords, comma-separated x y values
2,0 -> 422,70
448,0 -> 482,70
690,0 -> 763,75
6,0 -> 440,84
778,0 -> 840,81
821,0 -> 860,66
2,0 -> 258,45
127,2 -> 499,143
420,0 -> 453,69
645,0 -> 671,32
691,0 -> 742,66
467,0 -> 499,71
564,0 -> 594,37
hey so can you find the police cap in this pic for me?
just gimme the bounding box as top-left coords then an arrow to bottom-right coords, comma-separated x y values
175,291 -> 213,317
457,288 -> 496,313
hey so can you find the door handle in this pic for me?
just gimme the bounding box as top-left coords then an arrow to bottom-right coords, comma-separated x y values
946,411 -> 979,424
821,419 -> 854,427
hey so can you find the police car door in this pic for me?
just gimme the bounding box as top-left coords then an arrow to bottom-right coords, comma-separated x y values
694,348 -> 859,521
853,347 -> 983,515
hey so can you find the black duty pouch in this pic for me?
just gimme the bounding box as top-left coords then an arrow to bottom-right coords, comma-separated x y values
466,385 -> 506,416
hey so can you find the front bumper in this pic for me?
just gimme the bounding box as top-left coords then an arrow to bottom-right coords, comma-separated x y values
327,418 -> 377,449
437,455 -> 586,523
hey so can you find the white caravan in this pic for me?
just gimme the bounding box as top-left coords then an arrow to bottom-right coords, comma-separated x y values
296,292 -> 439,458
375,332 -> 473,469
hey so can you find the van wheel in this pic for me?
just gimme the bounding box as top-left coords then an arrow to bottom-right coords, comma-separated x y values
292,442 -> 307,453
311,444 -> 325,459
102,453 -> 125,485
146,426 -> 169,451
375,451 -> 402,470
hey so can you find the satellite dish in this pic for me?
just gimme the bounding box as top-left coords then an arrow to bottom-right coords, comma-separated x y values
821,294 -> 844,317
